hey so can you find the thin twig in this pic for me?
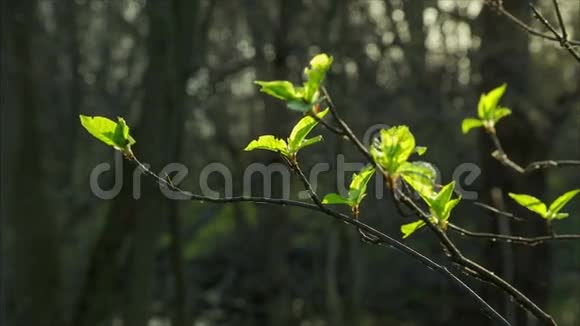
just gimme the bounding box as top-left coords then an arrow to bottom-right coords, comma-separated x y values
551,0 -> 567,41
489,132 -> 580,174
473,201 -> 524,221
529,3 -> 580,63
484,0 -> 580,55
132,155 -> 510,325
307,109 -> 345,136
395,189 -> 556,325
448,223 -> 580,246
321,88 -> 557,325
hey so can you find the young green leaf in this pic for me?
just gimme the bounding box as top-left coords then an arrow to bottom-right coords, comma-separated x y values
288,108 -> 329,153
414,146 -> 427,155
348,165 -> 376,207
80,115 -> 136,152
405,180 -> 460,230
548,189 -> 580,217
254,54 -> 333,113
554,213 -> 569,220
254,81 -> 302,102
431,181 -> 456,217
461,118 -> 484,134
244,135 -> 289,156
287,100 -> 313,113
370,125 -> 419,174
481,83 -> 507,119
492,107 -> 512,122
322,193 -> 352,205
322,165 -> 375,215
303,54 -> 333,103
298,135 -> 323,150
401,220 -> 426,239
441,198 -> 461,222
399,161 -> 437,198
463,84 -> 510,135
508,193 -> 548,218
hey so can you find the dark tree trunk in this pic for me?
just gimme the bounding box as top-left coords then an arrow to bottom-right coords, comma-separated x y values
4,2 -> 62,325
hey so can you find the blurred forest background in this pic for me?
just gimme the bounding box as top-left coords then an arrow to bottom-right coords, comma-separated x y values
2,0 -> 579,325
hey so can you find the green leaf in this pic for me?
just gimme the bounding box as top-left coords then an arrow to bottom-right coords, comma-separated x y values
80,115 -> 136,151
303,54 -> 333,103
477,84 -> 507,120
441,198 -> 461,221
255,81 -> 302,102
113,117 -> 135,147
244,135 -> 289,156
399,161 -> 437,198
322,193 -> 352,205
401,220 -> 426,239
493,107 -> 512,123
483,83 -> 507,114
554,213 -> 569,220
461,118 -> 484,134
288,108 -> 329,153
433,181 -> 455,212
299,136 -> 323,150
548,189 -> 580,215
508,193 -> 548,218
414,146 -> 427,156
287,100 -> 312,113
477,94 -> 487,120
371,125 -> 418,173
348,165 -> 375,206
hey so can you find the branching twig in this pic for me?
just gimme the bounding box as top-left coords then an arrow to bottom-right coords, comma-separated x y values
131,156 -> 510,325
490,132 -> 580,174
473,201 -> 524,221
306,109 -> 345,136
394,189 -> 556,325
321,88 -> 558,325
529,3 -> 580,63
448,223 -> 580,246
484,0 -> 580,62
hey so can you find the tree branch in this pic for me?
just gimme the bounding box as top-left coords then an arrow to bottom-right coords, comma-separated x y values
130,156 -> 509,325
321,87 -> 558,325
448,223 -> 580,246
489,132 -> 580,174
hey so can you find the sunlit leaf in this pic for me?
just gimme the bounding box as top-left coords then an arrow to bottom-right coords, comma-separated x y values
548,189 -> 580,216
475,84 -> 508,121
298,136 -> 323,150
508,193 -> 548,218
461,118 -> 484,134
303,54 -> 333,103
554,213 -> 569,220
482,83 -> 507,116
399,161 -> 437,199
401,220 -> 426,239
348,165 -> 375,207
477,94 -> 487,120
441,198 -> 461,222
371,125 -> 418,173
432,181 -> 456,215
493,107 -> 512,123
322,193 -> 351,205
244,135 -> 289,156
288,108 -> 329,152
80,115 -> 136,151
414,146 -> 427,155
255,80 -> 302,102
